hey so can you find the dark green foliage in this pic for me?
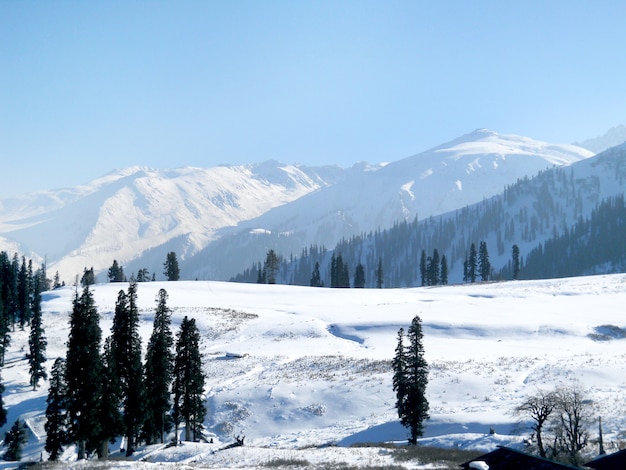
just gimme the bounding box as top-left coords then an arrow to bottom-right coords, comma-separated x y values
354,263 -> 365,288
467,243 -> 477,283
310,261 -> 322,287
143,289 -> 174,444
163,252 -> 180,281
440,254 -> 448,285
512,244 -> 520,280
3,419 -> 27,461
65,285 -> 103,459
110,282 -> 145,456
0,252 -> 15,365
478,241 -> 490,281
330,253 -> 350,288
108,260 -> 125,282
172,316 -> 206,442
17,257 -> 32,329
376,258 -> 384,289
45,358 -> 68,461
136,268 -> 151,282
263,250 -> 280,284
96,337 -> 123,459
427,250 -> 440,286
28,278 -> 47,390
419,250 -> 427,286
392,316 -> 429,444
81,267 -> 96,287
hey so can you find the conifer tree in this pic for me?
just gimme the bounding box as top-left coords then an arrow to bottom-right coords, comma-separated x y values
163,252 -> 180,281
0,252 -> 13,366
392,316 -> 429,444
376,258 -> 384,289
468,243 -> 478,283
66,285 -> 103,459
28,278 -> 47,390
263,250 -> 280,284
110,282 -> 145,456
108,260 -> 125,282
45,358 -> 68,461
143,289 -> 174,444
512,244 -> 521,280
310,262 -> 322,287
419,250 -> 427,287
172,316 -> 206,443
354,263 -> 365,288
478,241 -> 491,282
96,337 -> 123,459
440,254 -> 448,285
3,419 -> 27,461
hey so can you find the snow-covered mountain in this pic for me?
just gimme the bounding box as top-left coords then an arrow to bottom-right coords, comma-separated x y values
0,163 -> 352,282
0,130 -> 594,283
184,129 -> 594,279
574,124 -> 626,154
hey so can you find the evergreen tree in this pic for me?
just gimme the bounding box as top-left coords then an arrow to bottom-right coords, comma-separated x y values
310,262 -> 322,287
108,260 -> 125,282
143,289 -> 174,444
263,249 -> 280,284
81,267 -> 96,287
17,257 -> 32,330
66,285 -> 103,459
440,254 -> 448,285
3,419 -> 27,461
478,241 -> 491,282
28,278 -> 47,390
110,282 -> 145,456
376,258 -> 384,289
512,244 -> 521,280
468,243 -> 478,283
330,253 -> 338,287
96,337 -> 123,459
0,252 -> 13,366
428,249 -> 440,286
354,263 -> 365,288
172,316 -> 206,443
419,250 -> 427,287
45,358 -> 68,461
392,316 -> 429,444
163,252 -> 180,281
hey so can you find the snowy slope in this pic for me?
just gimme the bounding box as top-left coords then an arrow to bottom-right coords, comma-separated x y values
0,163 -> 347,283
184,130 -> 594,279
3,275 -> 626,467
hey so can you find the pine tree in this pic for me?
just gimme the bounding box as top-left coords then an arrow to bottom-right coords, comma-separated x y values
512,244 -> 521,280
143,289 -> 174,444
440,255 -> 448,285
110,282 -> 145,456
263,249 -> 280,284
3,419 -> 27,461
419,250 -> 427,287
354,263 -> 365,288
172,316 -> 206,443
45,358 -> 68,461
108,260 -> 125,282
28,278 -> 47,390
96,337 -> 123,459
81,267 -> 96,287
376,258 -> 384,289
478,241 -> 491,282
468,243 -> 478,283
310,262 -> 322,287
428,250 -> 440,286
392,316 -> 429,444
0,252 -> 13,366
65,285 -> 103,459
163,252 -> 180,281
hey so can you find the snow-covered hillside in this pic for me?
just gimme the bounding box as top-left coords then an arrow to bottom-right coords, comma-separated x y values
3,275 -> 626,467
0,163 -> 348,283
0,130 -> 594,284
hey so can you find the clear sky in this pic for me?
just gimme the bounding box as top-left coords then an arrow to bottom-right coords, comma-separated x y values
1,1 -> 625,198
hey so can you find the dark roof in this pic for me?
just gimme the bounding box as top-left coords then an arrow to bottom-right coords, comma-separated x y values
585,448 -> 626,469
459,446 -> 579,470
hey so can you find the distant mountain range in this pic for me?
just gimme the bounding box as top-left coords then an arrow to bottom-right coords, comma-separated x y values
0,127 -> 624,284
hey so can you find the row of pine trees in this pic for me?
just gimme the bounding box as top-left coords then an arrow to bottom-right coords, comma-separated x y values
44,283 -> 205,460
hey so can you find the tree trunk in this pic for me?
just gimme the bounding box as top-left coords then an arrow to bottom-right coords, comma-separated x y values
99,440 -> 109,459
77,440 -> 86,460
126,434 -> 134,457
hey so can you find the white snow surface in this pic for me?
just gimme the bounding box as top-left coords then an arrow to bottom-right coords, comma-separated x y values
2,274 -> 626,468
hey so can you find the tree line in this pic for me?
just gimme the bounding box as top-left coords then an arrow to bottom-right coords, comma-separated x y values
44,283 -> 205,460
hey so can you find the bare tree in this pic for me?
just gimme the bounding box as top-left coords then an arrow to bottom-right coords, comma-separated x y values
512,389 -> 557,458
550,383 -> 592,466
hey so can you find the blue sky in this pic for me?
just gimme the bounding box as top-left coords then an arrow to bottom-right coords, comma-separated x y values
1,1 -> 625,198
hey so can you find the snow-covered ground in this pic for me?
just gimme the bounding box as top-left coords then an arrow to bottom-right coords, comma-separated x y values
2,274 -> 626,468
